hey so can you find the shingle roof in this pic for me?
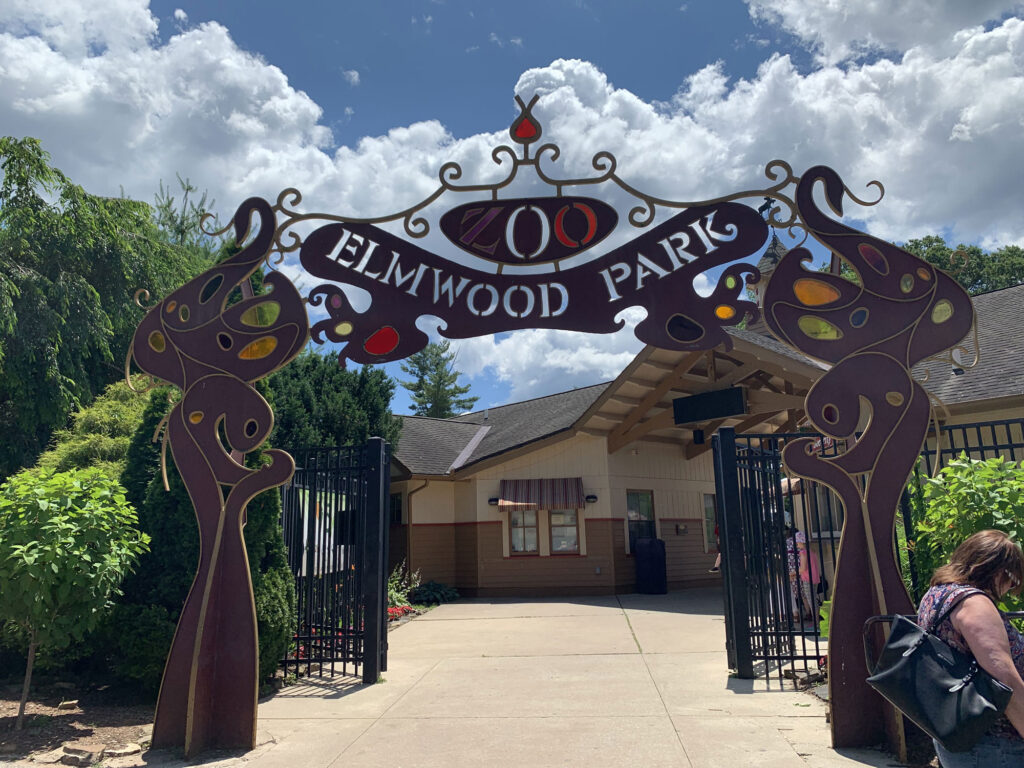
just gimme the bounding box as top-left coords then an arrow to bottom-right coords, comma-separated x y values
394,383 -> 610,476
393,417 -> 486,475
915,282 -> 1024,407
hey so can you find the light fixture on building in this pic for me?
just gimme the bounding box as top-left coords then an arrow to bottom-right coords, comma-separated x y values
585,494 -> 598,504
488,497 -> 499,506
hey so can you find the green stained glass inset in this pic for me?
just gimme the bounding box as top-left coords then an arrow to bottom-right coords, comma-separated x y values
798,315 -> 843,341
240,301 -> 281,328
900,274 -> 914,293
725,275 -> 737,290
931,299 -> 954,324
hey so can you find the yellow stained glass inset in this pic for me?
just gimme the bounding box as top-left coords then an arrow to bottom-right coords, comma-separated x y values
148,331 -> 166,352
334,321 -> 353,337
885,392 -> 905,407
917,267 -> 931,281
239,336 -> 278,360
189,411 -> 204,424
793,278 -> 841,307
798,315 -> 843,341
240,301 -> 281,328
931,299 -> 954,324
714,305 -> 736,320
900,274 -> 914,293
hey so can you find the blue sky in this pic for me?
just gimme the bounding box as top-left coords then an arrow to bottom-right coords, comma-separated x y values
3,1 -> 1024,416
148,1 -> 810,145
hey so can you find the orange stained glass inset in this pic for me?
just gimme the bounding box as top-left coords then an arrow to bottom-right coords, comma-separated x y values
166,301 -> 177,314
239,336 -> 278,360
189,411 -> 204,424
793,278 -> 842,307
916,267 -> 932,280
797,315 -> 844,341
714,305 -> 736,320
931,299 -> 954,324
240,301 -> 281,328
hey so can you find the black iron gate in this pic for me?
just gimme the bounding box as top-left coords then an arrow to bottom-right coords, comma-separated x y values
279,437 -> 390,684
714,418 -> 1024,679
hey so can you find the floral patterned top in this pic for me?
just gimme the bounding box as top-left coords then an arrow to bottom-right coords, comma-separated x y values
918,583 -> 1024,741
786,529 -> 806,575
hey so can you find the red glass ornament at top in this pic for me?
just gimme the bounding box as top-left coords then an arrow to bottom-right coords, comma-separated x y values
510,94 -> 542,145
364,326 -> 399,356
515,120 -> 538,139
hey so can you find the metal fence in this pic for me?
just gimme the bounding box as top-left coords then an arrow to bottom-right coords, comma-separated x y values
279,438 -> 390,684
714,416 -> 1024,679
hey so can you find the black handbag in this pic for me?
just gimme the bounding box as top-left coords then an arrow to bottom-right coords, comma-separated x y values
863,588 -> 1013,753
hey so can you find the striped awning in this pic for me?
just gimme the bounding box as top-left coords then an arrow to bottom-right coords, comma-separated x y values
498,478 -> 585,512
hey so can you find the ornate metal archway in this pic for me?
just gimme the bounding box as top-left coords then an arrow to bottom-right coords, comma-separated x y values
127,94 -> 976,756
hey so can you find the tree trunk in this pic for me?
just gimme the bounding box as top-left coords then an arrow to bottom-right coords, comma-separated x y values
15,633 -> 37,731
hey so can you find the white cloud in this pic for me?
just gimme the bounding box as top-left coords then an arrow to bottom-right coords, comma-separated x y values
746,0 -> 1024,64
489,32 -> 503,47
342,68 -> 360,86
510,37 -> 523,47
4,3 -> 1024,403
173,8 -> 187,23
453,311 -> 645,403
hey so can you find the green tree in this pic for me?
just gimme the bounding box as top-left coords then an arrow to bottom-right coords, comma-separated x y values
0,137 -> 215,480
399,340 -> 478,418
903,235 -> 1024,295
909,455 -> 1024,614
269,349 -> 401,448
0,467 -> 149,729
34,376 -> 150,479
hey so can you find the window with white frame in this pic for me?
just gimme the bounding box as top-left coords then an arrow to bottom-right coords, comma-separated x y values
549,509 -> 579,554
510,509 -> 538,554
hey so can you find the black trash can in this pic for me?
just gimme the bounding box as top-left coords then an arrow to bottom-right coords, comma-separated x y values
634,537 -> 667,594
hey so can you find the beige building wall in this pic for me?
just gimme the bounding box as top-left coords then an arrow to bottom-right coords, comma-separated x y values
607,440 -> 719,584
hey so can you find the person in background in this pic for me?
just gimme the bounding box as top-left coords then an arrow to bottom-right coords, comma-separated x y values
917,529 -> 1024,766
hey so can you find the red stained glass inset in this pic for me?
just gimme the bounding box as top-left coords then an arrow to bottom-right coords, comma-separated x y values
858,243 -> 889,275
515,120 -> 537,139
364,326 -> 399,356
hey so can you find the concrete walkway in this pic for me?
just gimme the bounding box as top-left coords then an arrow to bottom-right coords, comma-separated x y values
68,588 -> 908,768
239,588 -> 902,768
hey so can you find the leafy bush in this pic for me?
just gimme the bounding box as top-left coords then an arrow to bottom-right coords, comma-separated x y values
387,562 -> 420,608
0,467 -> 149,728
35,378 -> 150,479
409,581 -> 460,605
911,454 -> 1024,613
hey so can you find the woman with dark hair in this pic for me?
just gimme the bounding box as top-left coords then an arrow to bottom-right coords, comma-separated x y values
917,529 -> 1024,766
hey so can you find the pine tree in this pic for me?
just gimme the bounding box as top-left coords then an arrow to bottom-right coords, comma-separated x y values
399,340 -> 478,418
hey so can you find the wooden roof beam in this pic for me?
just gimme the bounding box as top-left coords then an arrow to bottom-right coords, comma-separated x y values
608,350 -> 706,443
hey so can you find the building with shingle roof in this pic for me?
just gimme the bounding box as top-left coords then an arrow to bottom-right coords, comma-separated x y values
388,283 -> 1023,596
